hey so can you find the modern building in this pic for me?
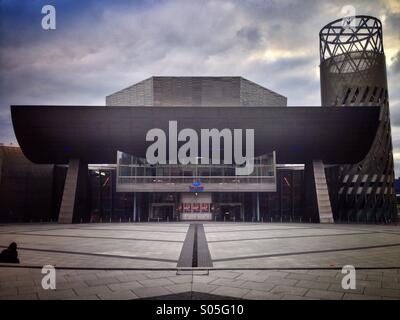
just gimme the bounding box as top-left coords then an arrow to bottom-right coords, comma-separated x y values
0,143 -> 305,223
2,15 -> 397,224
110,76 -> 284,222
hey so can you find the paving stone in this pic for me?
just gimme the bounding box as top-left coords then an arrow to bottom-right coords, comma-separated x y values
192,275 -> 218,284
54,280 -> 89,290
243,290 -> 282,300
343,293 -> 381,300
138,278 -> 175,288
366,274 -> 383,281
363,287 -> 400,299
209,278 -> 246,288
236,273 -> 269,282
0,274 -> 17,282
17,286 -> 42,295
131,286 -> 172,298
116,274 -> 148,282
327,283 -> 364,294
98,290 -> 138,300
167,275 -> 193,284
355,280 -> 382,288
210,271 -> 241,279
382,270 -> 400,276
282,294 -> 317,300
382,281 -> 400,289
1,293 -> 39,300
346,272 -> 368,280
381,276 -> 400,283
1,222 -> 400,300
16,274 -> 43,282
317,276 -> 342,284
108,281 -> 143,292
64,274 -> 99,282
285,270 -> 310,274
256,270 -> 289,279
38,289 -> 77,300
240,281 -> 275,292
307,270 -> 339,277
191,283 -> 218,294
286,273 -> 317,281
73,285 -> 112,297
64,295 -> 100,300
0,287 -> 18,297
305,289 -> 344,300
270,285 -> 307,296
95,270 -> 125,278
0,280 -> 36,288
144,271 -> 176,279
295,280 -> 330,290
263,277 -> 299,287
85,277 -> 120,287
165,283 -> 193,294
210,286 -> 250,299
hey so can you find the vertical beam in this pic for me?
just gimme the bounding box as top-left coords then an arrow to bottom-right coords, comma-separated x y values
240,194 -> 244,221
99,169 -> 103,218
110,170 -> 114,219
138,193 -> 142,222
252,193 -> 256,221
58,159 -> 88,224
133,192 -> 137,222
256,192 -> 260,222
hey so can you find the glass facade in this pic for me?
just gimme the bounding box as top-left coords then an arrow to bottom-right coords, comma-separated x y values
114,151 -> 278,221
116,151 -> 276,186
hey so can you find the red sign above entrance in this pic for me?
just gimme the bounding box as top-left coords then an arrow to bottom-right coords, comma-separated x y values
178,203 -> 210,213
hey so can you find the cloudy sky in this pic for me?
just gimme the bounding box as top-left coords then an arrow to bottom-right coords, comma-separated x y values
0,0 -> 399,170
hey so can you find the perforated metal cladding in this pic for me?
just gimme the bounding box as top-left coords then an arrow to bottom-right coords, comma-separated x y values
105,77 -> 287,107
320,53 -> 388,107
320,16 -> 396,222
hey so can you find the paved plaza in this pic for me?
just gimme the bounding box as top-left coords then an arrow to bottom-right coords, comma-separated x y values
0,222 -> 400,300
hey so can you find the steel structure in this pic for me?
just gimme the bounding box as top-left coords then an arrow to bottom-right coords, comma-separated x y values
320,15 -> 396,222
11,105 -> 378,165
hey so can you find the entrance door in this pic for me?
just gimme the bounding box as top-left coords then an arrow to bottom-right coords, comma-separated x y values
151,204 -> 174,221
220,204 -> 242,221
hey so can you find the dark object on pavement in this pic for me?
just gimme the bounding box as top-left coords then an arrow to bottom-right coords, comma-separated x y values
0,242 -> 20,263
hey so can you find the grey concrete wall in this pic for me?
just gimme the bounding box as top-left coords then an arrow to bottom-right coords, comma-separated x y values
153,77 -> 241,107
106,78 -> 153,106
106,76 -> 287,107
240,78 -> 287,106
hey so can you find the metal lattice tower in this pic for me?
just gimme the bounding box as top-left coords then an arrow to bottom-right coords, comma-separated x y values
319,15 -> 396,223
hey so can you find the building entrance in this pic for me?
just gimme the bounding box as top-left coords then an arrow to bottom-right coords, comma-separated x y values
219,203 -> 243,221
150,203 -> 175,221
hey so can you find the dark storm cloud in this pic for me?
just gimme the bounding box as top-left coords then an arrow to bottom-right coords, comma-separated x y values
0,0 -> 399,173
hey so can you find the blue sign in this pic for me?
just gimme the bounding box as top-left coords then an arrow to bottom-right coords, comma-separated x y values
189,181 -> 204,192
